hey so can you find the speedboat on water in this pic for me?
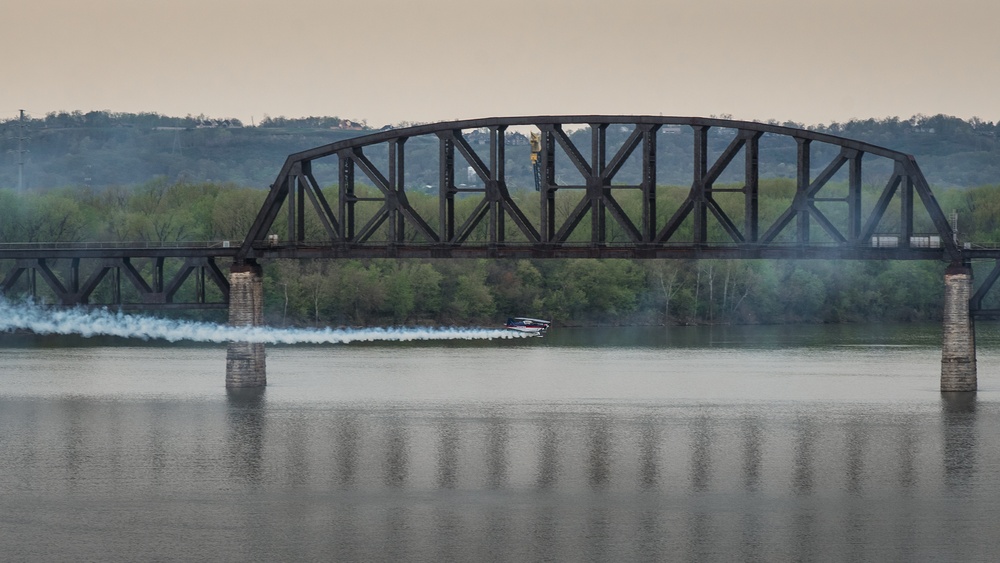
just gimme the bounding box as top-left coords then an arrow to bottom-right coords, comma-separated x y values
504,317 -> 551,334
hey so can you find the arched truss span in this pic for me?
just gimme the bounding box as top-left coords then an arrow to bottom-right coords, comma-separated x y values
238,116 -> 959,262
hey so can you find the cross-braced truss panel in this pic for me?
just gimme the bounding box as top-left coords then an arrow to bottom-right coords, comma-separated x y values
240,116 -> 959,262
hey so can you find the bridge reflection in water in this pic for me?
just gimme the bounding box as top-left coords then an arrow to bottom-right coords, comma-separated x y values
3,390 -> 996,560
220,393 -> 999,562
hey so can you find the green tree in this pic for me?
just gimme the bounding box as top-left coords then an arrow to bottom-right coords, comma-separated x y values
446,261 -> 496,322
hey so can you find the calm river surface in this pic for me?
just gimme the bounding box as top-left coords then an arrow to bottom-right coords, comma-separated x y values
3,323 -> 1000,562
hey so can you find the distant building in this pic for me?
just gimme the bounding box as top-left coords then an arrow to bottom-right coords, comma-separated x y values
463,129 -> 532,146
337,120 -> 365,130
195,118 -> 242,129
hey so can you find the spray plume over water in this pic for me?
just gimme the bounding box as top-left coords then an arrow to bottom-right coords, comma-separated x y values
0,299 -> 532,344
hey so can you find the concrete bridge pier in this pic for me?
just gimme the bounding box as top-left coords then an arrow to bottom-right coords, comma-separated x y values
226,261 -> 266,388
941,262 -> 976,392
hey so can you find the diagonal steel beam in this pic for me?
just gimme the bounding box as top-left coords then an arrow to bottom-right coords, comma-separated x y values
543,124 -> 592,179
859,169 -> 904,242
602,192 -> 642,242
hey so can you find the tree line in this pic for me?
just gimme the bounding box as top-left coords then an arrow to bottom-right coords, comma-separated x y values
3,111 -> 1000,192
2,178 -> 999,326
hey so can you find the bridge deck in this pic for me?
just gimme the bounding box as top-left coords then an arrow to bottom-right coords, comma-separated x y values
5,242 -> 995,262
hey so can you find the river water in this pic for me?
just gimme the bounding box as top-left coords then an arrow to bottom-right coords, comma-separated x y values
2,323 -> 1000,562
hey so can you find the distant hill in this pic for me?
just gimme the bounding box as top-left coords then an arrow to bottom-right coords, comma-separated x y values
1,111 -> 997,191
811,114 -> 1000,188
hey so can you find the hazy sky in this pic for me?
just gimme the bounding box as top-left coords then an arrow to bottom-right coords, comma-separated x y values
5,0 -> 998,127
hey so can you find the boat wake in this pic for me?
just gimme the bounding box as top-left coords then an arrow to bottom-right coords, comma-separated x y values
0,299 -> 532,345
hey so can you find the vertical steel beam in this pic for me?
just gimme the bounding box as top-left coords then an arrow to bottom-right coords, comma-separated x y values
196,266 -> 206,303
388,138 -> 406,243
439,135 -> 455,242
591,124 -> 607,245
155,257 -> 164,293
642,125 -> 657,242
69,258 -> 80,294
744,132 -> 761,242
692,126 -> 709,244
296,167 -> 306,243
489,126 -> 507,244
901,173 -> 914,247
112,266 -> 121,305
387,141 -> 397,244
339,151 -> 356,241
848,151 -> 863,241
540,129 -> 556,243
796,138 -> 811,244
287,172 -> 297,244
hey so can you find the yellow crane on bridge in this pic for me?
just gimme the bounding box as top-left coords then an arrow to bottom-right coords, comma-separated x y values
529,132 -> 541,191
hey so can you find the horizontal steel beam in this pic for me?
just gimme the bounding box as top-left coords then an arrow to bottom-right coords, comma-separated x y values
251,243 -> 951,261
0,247 -> 238,260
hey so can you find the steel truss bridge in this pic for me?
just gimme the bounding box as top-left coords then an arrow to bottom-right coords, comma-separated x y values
3,116 -> 1000,315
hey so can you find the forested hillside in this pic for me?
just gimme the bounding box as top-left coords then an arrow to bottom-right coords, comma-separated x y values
2,111 -> 1000,190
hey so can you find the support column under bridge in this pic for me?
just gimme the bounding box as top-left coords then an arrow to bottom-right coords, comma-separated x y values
226,261 -> 265,388
942,263 -> 976,392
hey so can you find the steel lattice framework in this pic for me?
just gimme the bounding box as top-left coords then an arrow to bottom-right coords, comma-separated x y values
0,247 -> 235,309
239,116 -> 960,262
12,115 -> 1000,312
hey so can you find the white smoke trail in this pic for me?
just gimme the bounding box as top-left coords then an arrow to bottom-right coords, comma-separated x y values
0,299 -> 533,344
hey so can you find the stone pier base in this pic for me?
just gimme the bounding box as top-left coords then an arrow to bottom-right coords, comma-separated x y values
226,341 -> 266,388
226,262 -> 266,388
941,264 -> 976,392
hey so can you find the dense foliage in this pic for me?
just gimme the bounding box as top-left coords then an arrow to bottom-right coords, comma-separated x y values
3,178 -> 998,327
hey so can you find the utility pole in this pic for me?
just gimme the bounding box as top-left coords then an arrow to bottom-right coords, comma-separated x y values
17,109 -> 27,192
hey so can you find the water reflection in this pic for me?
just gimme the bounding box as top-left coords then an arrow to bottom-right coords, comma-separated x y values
436,416 -> 459,489
225,388 -> 265,485
59,397 -> 86,486
2,391 -> 999,560
941,393 -> 977,494
483,413 -> 509,489
639,416 -> 660,489
792,416 -> 816,494
690,415 -> 713,492
587,414 -> 611,488
148,401 -> 168,484
536,417 -> 559,488
382,417 -> 408,488
896,415 -> 918,492
845,419 -> 867,494
334,412 -> 359,487
741,415 -> 763,492
8,396 -> 993,501
739,511 -> 764,563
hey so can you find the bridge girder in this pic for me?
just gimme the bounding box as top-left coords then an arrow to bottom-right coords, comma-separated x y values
237,116 -> 961,263
0,255 -> 230,309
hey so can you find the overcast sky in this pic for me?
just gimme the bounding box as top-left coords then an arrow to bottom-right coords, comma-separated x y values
5,0 -> 997,127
